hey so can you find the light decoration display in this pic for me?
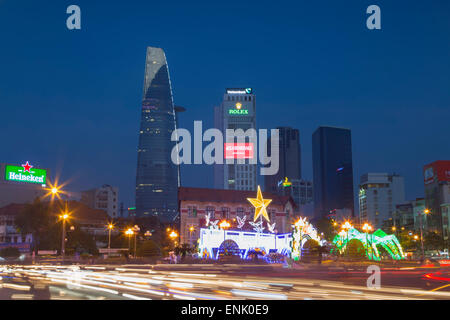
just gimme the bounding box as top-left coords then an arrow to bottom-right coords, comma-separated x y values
247,186 -> 272,223
332,228 -> 405,261
198,186 -> 321,261
291,217 -> 322,261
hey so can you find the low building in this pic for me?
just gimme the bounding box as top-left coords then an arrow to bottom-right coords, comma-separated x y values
0,204 -> 33,252
178,187 -> 296,247
0,200 -> 113,251
423,160 -> 450,236
81,185 -> 119,219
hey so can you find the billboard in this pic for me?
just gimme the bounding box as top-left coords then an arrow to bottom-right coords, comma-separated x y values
424,160 -> 450,185
224,143 -> 254,159
5,162 -> 47,185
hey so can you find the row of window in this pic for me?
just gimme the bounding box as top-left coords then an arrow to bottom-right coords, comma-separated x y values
227,95 -> 252,102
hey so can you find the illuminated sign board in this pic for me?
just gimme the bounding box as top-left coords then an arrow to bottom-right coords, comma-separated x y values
226,88 -> 252,94
224,143 -> 254,159
228,102 -> 249,115
5,162 -> 47,185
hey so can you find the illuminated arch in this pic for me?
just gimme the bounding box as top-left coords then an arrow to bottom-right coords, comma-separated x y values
291,217 -> 322,261
332,228 -> 404,261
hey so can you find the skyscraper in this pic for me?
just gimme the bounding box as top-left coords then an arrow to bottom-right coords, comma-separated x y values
312,126 -> 354,220
135,47 -> 179,222
214,88 -> 257,191
264,127 -> 301,194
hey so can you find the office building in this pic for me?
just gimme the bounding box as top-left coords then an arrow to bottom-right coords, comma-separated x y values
81,185 -> 119,218
135,47 -> 179,222
312,126 -> 354,219
214,88 -> 257,191
264,127 -> 301,194
423,160 -> 450,238
358,173 -> 405,229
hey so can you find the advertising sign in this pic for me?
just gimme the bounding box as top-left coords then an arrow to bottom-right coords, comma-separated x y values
424,161 -> 450,184
224,143 -> 254,159
5,161 -> 47,185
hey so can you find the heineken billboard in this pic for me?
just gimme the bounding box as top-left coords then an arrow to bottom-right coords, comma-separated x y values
5,161 -> 47,185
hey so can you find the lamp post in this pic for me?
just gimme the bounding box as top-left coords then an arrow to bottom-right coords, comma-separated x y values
341,221 -> 353,256
362,223 -> 373,260
132,225 -> 140,258
125,228 -> 133,255
219,220 -> 230,242
107,223 -> 114,251
419,209 -> 430,262
59,212 -> 69,263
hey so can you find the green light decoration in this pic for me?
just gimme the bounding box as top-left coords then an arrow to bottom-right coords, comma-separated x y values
332,228 -> 405,261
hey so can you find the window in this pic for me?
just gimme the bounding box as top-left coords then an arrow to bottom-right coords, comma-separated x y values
206,206 -> 215,219
237,207 -> 244,217
221,207 -> 230,219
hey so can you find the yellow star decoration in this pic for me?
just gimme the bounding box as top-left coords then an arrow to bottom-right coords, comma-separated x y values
247,186 -> 272,222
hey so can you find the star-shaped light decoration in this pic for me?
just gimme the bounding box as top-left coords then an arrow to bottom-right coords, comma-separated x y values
247,186 -> 272,222
22,161 -> 33,172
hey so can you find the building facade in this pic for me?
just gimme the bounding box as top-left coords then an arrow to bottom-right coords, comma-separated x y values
135,47 -> 179,222
264,127 -> 301,194
358,173 -> 405,229
312,126 -> 354,219
423,160 -> 450,238
81,185 -> 119,219
178,187 -> 295,246
214,88 -> 257,191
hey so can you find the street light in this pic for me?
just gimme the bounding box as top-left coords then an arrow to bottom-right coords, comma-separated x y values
362,223 -> 373,260
59,210 -> 70,263
341,221 -> 353,256
419,208 -> 430,262
219,220 -> 230,241
125,228 -> 134,254
107,223 -> 114,251
169,230 -> 178,247
132,225 -> 140,258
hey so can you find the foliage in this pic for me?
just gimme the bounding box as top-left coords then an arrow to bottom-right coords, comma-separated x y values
65,227 -> 99,255
315,217 -> 335,241
15,198 -> 54,254
137,240 -> 161,257
174,243 -> 194,261
346,239 -> 366,260
0,247 -> 21,258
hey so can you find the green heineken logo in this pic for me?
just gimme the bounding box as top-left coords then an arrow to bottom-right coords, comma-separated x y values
5,162 -> 47,184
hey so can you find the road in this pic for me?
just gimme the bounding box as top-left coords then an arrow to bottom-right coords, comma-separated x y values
0,263 -> 449,300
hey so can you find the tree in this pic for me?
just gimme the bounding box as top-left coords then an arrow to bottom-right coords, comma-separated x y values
424,231 -> 444,251
315,217 -> 335,241
65,226 -> 98,256
174,243 -> 194,262
137,240 -> 161,257
15,198 -> 54,255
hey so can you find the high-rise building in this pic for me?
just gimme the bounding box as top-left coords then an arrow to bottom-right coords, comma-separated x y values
135,47 -> 179,222
264,127 -> 301,194
358,173 -> 405,229
214,88 -> 257,191
423,160 -> 450,238
312,126 -> 354,220
81,184 -> 119,219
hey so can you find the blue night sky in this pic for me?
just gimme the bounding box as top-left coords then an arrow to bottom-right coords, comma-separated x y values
0,0 -> 449,208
